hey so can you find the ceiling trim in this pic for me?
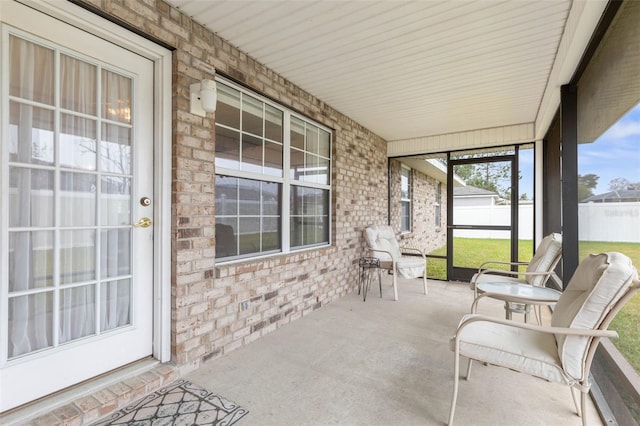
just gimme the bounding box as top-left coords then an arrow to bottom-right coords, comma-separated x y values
398,158 -> 465,186
387,123 -> 534,157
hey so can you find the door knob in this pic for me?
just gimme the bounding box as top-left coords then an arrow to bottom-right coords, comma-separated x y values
133,217 -> 152,228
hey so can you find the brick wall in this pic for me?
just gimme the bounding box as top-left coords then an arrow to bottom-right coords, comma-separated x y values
389,159 -> 447,254
76,0 -> 389,372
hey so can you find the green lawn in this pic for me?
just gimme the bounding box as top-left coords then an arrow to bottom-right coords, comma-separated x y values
427,238 -> 640,374
427,238 -> 534,279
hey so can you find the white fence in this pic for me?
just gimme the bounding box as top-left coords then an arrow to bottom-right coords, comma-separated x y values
454,202 -> 640,243
578,202 -> 640,243
453,205 -> 534,239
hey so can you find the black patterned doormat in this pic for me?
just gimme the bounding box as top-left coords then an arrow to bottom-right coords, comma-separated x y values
92,379 -> 249,426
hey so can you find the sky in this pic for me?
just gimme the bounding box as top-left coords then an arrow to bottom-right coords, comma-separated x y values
578,103 -> 640,195
518,148 -> 534,199
513,102 -> 640,198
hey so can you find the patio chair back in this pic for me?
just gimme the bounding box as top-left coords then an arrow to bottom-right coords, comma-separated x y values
364,225 -> 401,263
525,232 -> 562,286
551,252 -> 638,381
363,225 -> 428,300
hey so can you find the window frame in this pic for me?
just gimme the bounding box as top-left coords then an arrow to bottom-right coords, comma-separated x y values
214,78 -> 332,263
400,165 -> 412,233
435,182 -> 442,229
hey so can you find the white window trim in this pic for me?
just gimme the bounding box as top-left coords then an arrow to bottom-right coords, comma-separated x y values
400,165 -> 412,233
435,182 -> 442,230
215,78 -> 332,264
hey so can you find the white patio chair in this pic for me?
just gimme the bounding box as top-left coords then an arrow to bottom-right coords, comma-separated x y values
364,225 -> 427,301
471,232 -> 562,323
449,252 -> 640,426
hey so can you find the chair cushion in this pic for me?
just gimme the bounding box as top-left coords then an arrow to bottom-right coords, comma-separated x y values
365,225 -> 401,261
551,252 -> 637,380
469,233 -> 561,290
525,233 -> 562,286
396,256 -> 425,279
454,314 -> 568,384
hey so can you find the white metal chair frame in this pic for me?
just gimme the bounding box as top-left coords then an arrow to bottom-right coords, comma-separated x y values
471,233 -> 563,324
449,254 -> 640,426
365,246 -> 427,301
364,225 -> 427,301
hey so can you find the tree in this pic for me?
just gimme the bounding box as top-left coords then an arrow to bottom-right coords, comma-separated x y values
578,173 -> 599,201
454,161 -> 513,199
609,177 -> 640,191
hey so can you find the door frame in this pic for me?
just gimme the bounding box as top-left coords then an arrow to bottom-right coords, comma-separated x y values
4,0 -> 173,363
446,152 -> 519,282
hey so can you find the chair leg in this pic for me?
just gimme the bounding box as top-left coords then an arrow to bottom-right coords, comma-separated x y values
378,268 -> 382,298
504,301 -> 512,320
362,267 -> 370,302
466,359 -> 473,379
581,389 -> 587,426
448,350 -> 461,426
392,268 -> 399,301
422,271 -> 428,295
570,386 -> 581,417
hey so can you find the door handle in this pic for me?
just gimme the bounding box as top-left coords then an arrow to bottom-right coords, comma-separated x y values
133,217 -> 152,228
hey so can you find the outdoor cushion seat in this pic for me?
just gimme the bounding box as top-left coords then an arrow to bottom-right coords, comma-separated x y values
364,225 -> 427,300
394,256 -> 425,278
448,252 -> 640,426
455,317 -> 567,384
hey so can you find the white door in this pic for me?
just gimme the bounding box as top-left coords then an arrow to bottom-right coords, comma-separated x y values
0,2 -> 154,411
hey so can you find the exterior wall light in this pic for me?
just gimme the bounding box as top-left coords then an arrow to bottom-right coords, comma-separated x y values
190,79 -> 217,117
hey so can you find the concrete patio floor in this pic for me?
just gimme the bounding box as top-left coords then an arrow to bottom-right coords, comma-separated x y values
185,276 -> 604,426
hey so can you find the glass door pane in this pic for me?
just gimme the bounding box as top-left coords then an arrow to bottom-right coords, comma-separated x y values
5,33 -> 134,361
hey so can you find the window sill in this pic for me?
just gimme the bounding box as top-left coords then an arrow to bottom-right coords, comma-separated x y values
214,244 -> 335,273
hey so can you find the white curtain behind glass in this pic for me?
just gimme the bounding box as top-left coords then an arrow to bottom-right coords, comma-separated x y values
8,35 -> 132,359
100,69 -> 132,332
9,36 -> 54,357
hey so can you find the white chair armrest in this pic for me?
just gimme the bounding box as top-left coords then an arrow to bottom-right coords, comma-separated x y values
452,314 -> 618,343
365,247 -> 396,270
471,289 -> 561,313
366,247 -> 393,257
474,268 -> 556,280
478,260 -> 529,272
399,246 -> 426,257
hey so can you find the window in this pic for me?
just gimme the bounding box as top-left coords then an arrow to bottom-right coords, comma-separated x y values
435,182 -> 441,228
215,80 -> 331,261
400,166 -> 411,233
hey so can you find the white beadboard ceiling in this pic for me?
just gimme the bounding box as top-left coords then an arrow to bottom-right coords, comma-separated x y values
167,0 -> 600,144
